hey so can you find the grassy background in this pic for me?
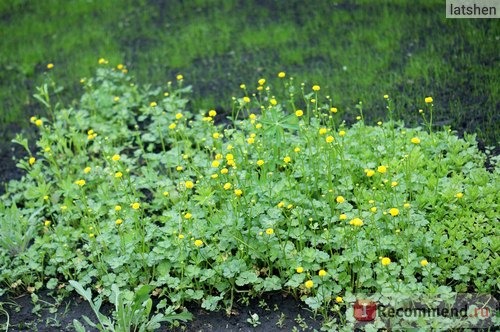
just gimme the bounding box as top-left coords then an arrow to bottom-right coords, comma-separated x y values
0,0 -> 498,145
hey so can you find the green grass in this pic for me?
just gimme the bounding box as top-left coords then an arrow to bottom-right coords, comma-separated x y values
0,0 -> 498,145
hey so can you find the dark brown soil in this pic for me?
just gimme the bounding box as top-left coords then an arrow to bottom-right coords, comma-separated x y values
1,290 -> 323,331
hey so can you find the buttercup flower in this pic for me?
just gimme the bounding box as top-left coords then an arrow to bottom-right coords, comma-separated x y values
47,63 -> 54,69
212,160 -> 220,167
349,218 -> 363,227
295,110 -> 303,117
330,107 -> 338,113
29,157 -> 36,165
115,171 -> 123,178
420,259 -> 429,267
336,296 -> 343,303
35,119 -> 43,127
131,202 -> 140,210
75,179 -> 86,187
425,97 -> 433,103
115,219 -> 123,225
176,74 -> 183,80
115,205 -> 122,211
194,239 -> 203,247
296,267 -> 304,273
404,203 -> 411,208
391,181 -> 398,187
283,156 -> 291,163
169,123 -> 176,130
381,257 -> 391,266
178,234 -> 185,239
389,208 -> 399,217
184,212 -> 192,219
258,78 -> 266,85
377,165 -> 387,173
44,220 -> 51,227
221,168 -> 229,174
336,196 -> 345,203
312,85 -> 320,91
318,269 -> 327,277
411,137 -> 421,144
384,94 -> 389,99
185,180 -> 194,189
234,189 -> 243,197
256,159 -> 265,166
112,154 -> 121,161
209,110 -> 217,117
277,201 -> 285,208
326,136 -> 334,143
278,72 -> 286,78
365,169 -> 375,177
455,192 -> 464,199
339,130 -> 346,137
84,166 -> 91,174
150,101 -> 157,107
175,113 -> 183,119
304,280 -> 314,289
319,128 -> 327,135
243,96 -> 250,103
265,228 -> 274,235
223,182 -> 232,190
339,214 -> 347,220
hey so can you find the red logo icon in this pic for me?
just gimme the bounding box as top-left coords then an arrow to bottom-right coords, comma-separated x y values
353,299 -> 377,321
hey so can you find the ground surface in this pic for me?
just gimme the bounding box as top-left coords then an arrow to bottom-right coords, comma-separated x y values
1,290 -> 322,331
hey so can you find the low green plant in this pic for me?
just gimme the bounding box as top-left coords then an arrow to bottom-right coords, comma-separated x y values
70,280 -> 192,332
0,63 -> 497,330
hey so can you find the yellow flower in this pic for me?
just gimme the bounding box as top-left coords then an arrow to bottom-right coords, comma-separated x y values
339,213 -> 347,220
277,201 -> 285,208
256,159 -> 265,166
377,165 -> 387,173
370,207 -> 377,213
391,181 -> 398,187
44,220 -> 51,227
194,239 -> 204,247
163,191 -> 169,196
258,78 -> 266,85
283,156 -> 291,163
215,153 -> 223,160
318,269 -> 327,277
169,123 -> 177,130
265,228 -> 274,235
234,189 -> 243,197
83,166 -> 91,174
35,119 -> 43,127
211,174 -> 218,179
295,110 -> 303,117
247,137 -> 255,144
115,205 -> 122,211
296,267 -> 304,273
98,58 -> 107,64
312,85 -> 320,91
420,259 -> 429,267
287,204 -> 293,209
212,160 -> 220,168
389,208 -> 399,217
319,128 -> 327,135
339,130 -> 346,137
224,182 -> 232,190
365,169 -> 375,177
221,168 -> 229,174
47,63 -> 54,70
209,110 -> 217,117
425,97 -> 433,103
411,137 -> 421,144
176,166 -> 183,171
270,98 -> 277,105
330,107 -> 338,113
278,72 -> 286,78
384,94 -> 389,99
326,135 -> 334,143
377,121 -> 383,126
240,84 -> 246,89
185,180 -> 194,189
115,171 -> 123,178
335,296 -> 343,303
131,202 -> 140,210
75,179 -> 86,187
184,212 -> 192,219
89,233 -> 95,238
336,196 -> 345,204
150,101 -> 157,107
227,144 -> 233,150
404,203 -> 411,208
226,153 -> 234,161
176,74 -> 183,80
349,218 -> 363,227
381,257 -> 391,266
304,280 -> 314,289
112,154 -> 121,161
115,219 -> 123,225
117,64 -> 124,70
227,159 -> 236,167
29,157 -> 36,165
243,96 -> 250,103
294,147 -> 301,153
175,113 -> 183,119
455,192 -> 464,199
356,116 -> 362,120
43,195 -> 49,201
178,234 -> 185,239
213,132 -> 220,139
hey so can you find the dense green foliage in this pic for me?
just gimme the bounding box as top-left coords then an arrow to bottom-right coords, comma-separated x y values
0,66 -> 498,329
0,0 -> 498,144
